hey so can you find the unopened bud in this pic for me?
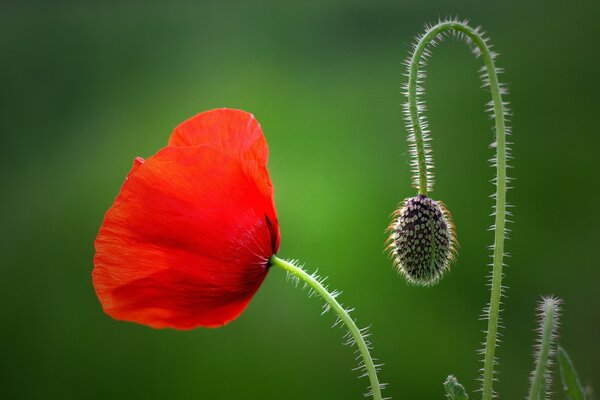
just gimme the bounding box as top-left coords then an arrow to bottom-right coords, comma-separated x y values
388,195 -> 457,286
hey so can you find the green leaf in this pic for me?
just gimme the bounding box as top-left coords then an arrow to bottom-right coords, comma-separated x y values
558,346 -> 587,400
444,375 -> 468,400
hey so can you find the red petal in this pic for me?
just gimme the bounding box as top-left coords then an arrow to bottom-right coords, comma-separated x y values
169,108 -> 279,250
93,146 -> 278,329
169,108 -> 268,165
126,157 -> 145,178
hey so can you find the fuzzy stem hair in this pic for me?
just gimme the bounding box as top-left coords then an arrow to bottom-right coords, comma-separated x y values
404,18 -> 511,400
527,297 -> 562,400
269,256 -> 385,400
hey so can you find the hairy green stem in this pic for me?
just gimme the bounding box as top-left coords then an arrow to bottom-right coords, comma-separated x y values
406,20 -> 508,400
528,297 -> 561,400
270,255 -> 383,400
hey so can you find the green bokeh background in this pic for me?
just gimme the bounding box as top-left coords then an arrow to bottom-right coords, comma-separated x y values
2,1 -> 598,399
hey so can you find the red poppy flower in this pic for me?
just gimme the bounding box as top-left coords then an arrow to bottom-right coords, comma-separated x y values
93,109 -> 280,330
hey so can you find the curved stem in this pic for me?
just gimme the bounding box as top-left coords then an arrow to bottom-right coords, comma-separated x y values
406,20 -> 508,400
270,255 -> 383,400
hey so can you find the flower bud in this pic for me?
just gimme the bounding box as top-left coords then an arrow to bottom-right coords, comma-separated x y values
388,195 -> 457,286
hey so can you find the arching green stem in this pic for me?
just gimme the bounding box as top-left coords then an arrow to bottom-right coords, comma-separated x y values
406,20 -> 508,400
270,255 -> 383,400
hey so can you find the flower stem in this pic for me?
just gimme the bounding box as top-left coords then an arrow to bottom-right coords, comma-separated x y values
405,20 -> 509,400
528,297 -> 561,400
269,255 -> 383,400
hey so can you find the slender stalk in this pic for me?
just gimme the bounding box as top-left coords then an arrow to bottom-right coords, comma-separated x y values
528,297 -> 561,400
270,255 -> 383,400
405,20 -> 509,400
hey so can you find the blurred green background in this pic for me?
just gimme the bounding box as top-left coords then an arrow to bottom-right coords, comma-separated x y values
1,1 -> 598,399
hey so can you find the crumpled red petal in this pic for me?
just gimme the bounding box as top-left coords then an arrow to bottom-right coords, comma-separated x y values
93,144 -> 279,329
169,108 -> 267,163
169,108 -> 280,251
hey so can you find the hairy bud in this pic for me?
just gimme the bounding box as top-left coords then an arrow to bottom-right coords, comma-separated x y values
388,195 -> 457,286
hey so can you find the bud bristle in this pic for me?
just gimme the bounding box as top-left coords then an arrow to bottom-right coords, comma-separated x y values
387,195 -> 457,286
